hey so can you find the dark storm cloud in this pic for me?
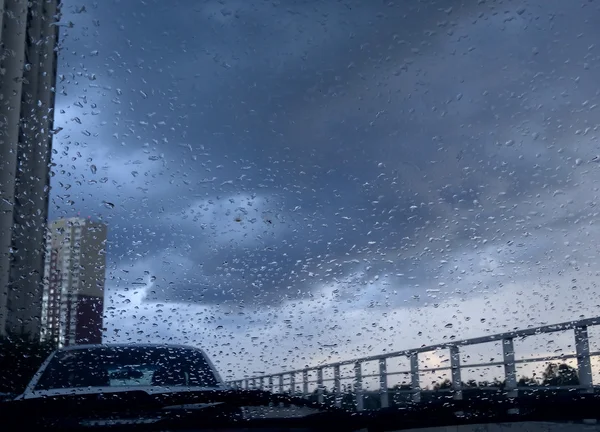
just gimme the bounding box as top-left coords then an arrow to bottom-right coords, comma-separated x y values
52,0 -> 600,305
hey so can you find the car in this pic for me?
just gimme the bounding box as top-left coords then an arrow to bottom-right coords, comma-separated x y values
15,343 -> 227,400
0,392 -> 15,402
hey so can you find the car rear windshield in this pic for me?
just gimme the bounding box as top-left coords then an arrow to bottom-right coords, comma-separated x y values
34,346 -> 220,390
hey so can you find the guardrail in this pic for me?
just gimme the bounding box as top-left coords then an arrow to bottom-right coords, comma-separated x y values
227,316 -> 600,410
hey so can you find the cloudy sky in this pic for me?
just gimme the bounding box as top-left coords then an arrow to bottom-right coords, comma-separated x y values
50,0 -> 600,384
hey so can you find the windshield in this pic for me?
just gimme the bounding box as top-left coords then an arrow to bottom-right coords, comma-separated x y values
34,346 -> 219,390
1,0 -> 600,430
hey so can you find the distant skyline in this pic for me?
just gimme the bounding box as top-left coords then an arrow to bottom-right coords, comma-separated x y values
51,0 -> 600,378
41,217 -> 106,348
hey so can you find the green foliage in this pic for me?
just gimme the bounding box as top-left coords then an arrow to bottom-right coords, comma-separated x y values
464,379 -> 478,388
541,362 -> 579,386
518,376 -> 539,387
0,334 -> 56,394
433,378 -> 452,390
477,378 -> 505,389
270,362 -> 585,411
392,383 -> 412,391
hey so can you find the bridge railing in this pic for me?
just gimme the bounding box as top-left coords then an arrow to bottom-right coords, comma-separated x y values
226,316 -> 600,410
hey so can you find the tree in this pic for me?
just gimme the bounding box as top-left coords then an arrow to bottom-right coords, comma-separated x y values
542,363 -> 579,386
477,378 -> 505,388
433,378 -> 452,390
392,383 -> 413,391
491,378 -> 505,389
463,379 -> 478,388
518,376 -> 539,387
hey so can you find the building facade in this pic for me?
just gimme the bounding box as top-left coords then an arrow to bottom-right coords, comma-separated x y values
0,0 -> 61,337
41,217 -> 107,347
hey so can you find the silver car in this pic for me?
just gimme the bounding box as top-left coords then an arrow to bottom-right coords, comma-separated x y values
15,343 -> 226,400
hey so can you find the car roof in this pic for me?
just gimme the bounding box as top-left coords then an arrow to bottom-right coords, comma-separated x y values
57,343 -> 204,352
19,343 -> 226,398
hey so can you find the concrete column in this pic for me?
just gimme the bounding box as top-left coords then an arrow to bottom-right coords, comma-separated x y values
0,0 -> 29,337
2,0 -> 59,339
8,0 -> 43,338
0,1 -> 6,47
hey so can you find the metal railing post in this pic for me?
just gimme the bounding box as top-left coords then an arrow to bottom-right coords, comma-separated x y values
317,367 -> 324,404
410,353 -> 421,403
503,338 -> 518,398
268,376 -> 274,392
334,365 -> 342,407
290,373 -> 296,395
229,317 -> 600,409
575,326 -> 594,393
450,346 -> 462,400
354,362 -> 364,411
302,369 -> 309,397
379,358 -> 389,408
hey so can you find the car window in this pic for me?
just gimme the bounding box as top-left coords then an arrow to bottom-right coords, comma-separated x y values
34,347 -> 219,390
2,0 -> 600,427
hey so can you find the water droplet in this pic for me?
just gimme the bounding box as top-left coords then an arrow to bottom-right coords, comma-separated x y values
90,164 -> 97,174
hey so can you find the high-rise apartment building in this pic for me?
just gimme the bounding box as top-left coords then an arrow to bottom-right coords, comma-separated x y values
0,1 -> 61,337
41,217 -> 107,348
